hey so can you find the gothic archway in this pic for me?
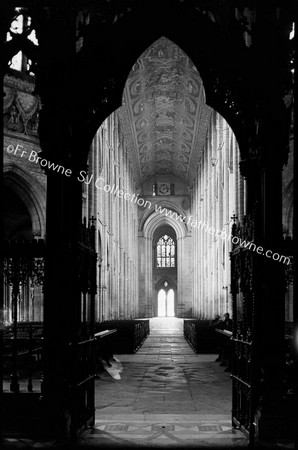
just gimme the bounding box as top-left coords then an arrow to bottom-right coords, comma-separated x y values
153,229 -> 177,317
3,166 -> 46,239
2,2 -> 293,443
69,2 -> 251,157
156,278 -> 177,318
157,287 -> 175,317
141,210 -> 186,318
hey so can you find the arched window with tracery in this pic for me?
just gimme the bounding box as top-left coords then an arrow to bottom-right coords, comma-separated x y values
156,234 -> 175,268
5,7 -> 38,75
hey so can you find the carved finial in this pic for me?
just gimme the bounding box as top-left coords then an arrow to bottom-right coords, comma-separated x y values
231,213 -> 238,223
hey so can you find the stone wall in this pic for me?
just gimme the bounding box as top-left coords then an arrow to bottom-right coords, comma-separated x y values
191,110 -> 243,319
83,111 -> 139,321
3,71 -> 45,323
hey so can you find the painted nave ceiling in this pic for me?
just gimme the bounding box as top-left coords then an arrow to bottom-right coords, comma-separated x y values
120,37 -> 211,188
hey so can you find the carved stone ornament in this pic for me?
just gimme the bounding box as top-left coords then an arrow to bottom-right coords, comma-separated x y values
4,84 -> 41,139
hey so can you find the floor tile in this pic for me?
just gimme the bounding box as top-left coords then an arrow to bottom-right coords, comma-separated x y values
2,318 -> 250,449
90,318 -> 248,448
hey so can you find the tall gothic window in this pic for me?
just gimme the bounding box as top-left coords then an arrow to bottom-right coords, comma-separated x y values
156,234 -> 175,268
6,8 -> 38,74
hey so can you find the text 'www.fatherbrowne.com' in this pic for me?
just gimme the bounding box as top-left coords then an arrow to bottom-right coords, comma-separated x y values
155,205 -> 291,265
6,144 -> 292,266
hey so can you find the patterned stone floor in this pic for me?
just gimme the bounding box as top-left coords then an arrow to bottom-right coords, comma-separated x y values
79,318 -> 247,448
4,318 -> 292,448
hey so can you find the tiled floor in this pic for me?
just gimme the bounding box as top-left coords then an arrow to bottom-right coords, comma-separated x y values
79,317 -> 247,448
2,318 -> 294,448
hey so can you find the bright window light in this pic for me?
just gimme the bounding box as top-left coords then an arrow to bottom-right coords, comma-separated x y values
290,23 -> 295,40
10,14 -> 23,34
9,51 -> 22,71
28,29 -> 38,45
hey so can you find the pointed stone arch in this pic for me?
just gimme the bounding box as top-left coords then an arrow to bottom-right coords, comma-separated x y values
140,200 -> 190,234
72,1 -> 250,159
139,205 -> 192,318
155,276 -> 177,292
3,164 -> 46,238
142,205 -> 188,241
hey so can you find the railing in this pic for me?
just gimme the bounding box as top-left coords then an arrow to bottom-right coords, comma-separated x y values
2,240 -> 45,396
94,320 -> 149,353
69,329 -> 117,440
2,323 -> 44,393
95,329 -> 117,339
214,327 -> 254,439
215,329 -> 232,336
231,333 -> 254,441
214,328 -> 232,371
184,320 -> 219,353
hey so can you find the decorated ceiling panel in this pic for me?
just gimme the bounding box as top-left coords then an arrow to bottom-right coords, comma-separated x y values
120,37 -> 211,188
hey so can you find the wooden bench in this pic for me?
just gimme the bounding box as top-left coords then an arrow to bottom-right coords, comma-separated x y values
184,319 -> 219,353
3,323 -> 44,373
95,319 -> 150,354
215,328 -> 233,370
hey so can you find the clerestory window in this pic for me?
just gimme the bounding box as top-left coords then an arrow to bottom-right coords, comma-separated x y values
6,8 -> 38,74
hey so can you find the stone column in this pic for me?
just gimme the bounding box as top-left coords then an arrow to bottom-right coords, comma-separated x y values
293,24 -> 298,450
239,25 -> 292,439
254,161 -> 286,439
252,5 -> 292,439
33,5 -> 91,440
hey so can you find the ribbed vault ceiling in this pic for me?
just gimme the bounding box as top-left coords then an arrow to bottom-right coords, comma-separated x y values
119,37 -> 211,188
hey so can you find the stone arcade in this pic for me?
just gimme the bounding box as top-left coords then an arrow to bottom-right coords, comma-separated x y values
1,1 -> 296,448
